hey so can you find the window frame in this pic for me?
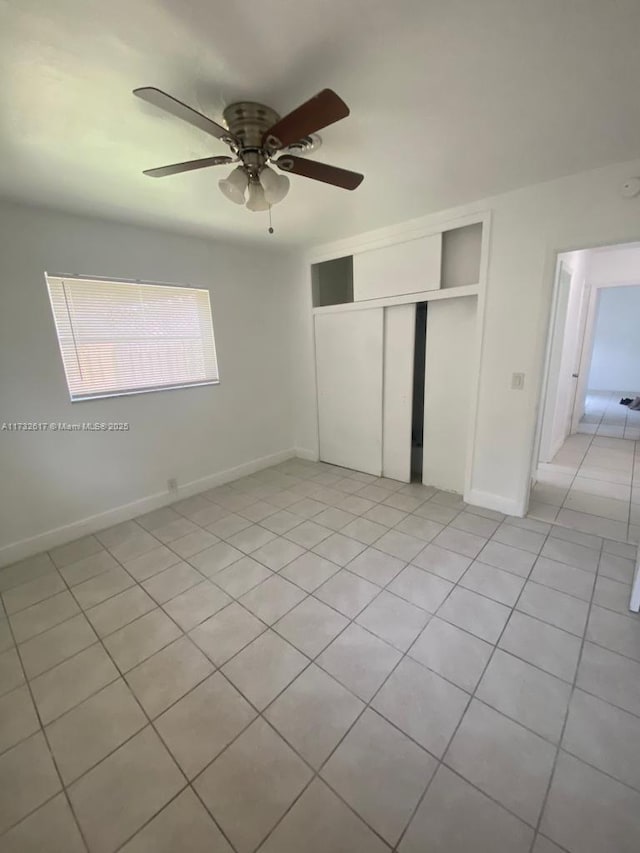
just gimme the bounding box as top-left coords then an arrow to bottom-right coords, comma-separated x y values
45,272 -> 220,403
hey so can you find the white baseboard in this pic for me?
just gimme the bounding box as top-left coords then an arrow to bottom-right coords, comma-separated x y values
0,448 -> 298,569
294,447 -> 320,461
464,488 -> 526,518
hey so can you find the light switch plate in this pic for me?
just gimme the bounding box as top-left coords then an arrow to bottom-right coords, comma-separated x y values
511,372 -> 525,390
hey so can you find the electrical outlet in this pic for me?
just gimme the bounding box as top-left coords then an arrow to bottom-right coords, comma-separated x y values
167,477 -> 178,495
511,372 -> 525,390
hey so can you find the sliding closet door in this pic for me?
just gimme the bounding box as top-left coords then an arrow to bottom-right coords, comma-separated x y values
423,296 -> 477,492
383,304 -> 416,482
315,309 -> 383,475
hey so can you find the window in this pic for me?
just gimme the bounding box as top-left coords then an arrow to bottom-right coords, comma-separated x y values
45,275 -> 219,401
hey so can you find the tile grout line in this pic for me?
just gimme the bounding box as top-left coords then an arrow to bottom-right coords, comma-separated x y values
556,428 -> 596,521
525,530 -> 606,853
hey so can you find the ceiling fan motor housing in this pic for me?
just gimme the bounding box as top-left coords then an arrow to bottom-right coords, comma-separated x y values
221,102 -> 321,178
223,102 -> 280,144
223,102 -> 280,174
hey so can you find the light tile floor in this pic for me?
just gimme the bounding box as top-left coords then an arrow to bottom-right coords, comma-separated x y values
530,391 -> 640,542
578,389 -> 640,441
1,458 -> 640,852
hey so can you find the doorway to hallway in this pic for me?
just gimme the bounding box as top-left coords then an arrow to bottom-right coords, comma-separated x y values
531,241 -> 640,546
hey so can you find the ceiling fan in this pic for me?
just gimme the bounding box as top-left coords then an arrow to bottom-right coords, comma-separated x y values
133,87 -> 364,212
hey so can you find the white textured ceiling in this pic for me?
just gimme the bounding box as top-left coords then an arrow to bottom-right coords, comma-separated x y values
1,0 -> 640,246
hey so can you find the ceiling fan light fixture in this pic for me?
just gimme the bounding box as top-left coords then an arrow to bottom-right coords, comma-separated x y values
246,181 -> 270,212
136,86 -> 364,222
259,166 -> 290,205
218,166 -> 248,204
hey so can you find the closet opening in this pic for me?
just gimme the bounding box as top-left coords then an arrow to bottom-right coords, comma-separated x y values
411,302 -> 427,482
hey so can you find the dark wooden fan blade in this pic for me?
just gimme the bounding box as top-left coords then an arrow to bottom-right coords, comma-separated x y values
143,156 -> 234,178
134,87 -> 236,143
275,155 -> 363,190
263,90 -> 350,149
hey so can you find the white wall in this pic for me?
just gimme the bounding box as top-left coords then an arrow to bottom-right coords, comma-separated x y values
588,285 -> 640,391
295,156 -> 640,515
0,200 -> 296,564
588,245 -> 640,285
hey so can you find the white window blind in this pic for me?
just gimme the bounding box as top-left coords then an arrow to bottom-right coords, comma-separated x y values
45,275 -> 219,401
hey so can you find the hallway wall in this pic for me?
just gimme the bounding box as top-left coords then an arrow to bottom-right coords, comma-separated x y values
588,285 -> 640,391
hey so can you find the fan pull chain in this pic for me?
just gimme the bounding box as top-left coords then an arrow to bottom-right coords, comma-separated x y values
268,205 -> 274,235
